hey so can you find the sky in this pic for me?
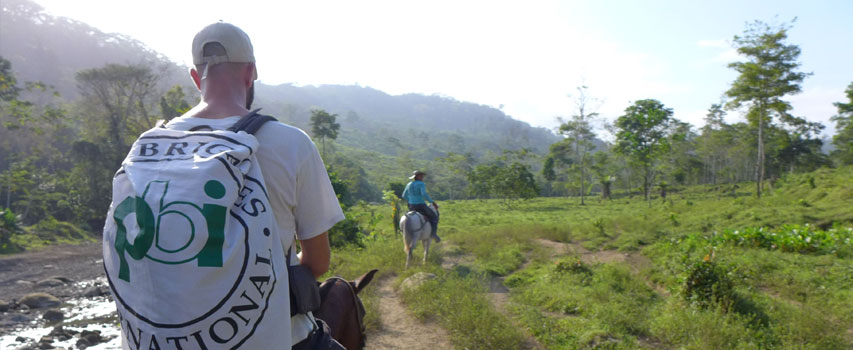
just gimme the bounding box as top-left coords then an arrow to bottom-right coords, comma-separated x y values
29,0 -> 853,139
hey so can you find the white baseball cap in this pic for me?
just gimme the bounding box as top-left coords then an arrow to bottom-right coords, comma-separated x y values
192,21 -> 257,80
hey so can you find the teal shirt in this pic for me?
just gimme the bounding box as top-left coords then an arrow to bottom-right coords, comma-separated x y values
402,180 -> 433,205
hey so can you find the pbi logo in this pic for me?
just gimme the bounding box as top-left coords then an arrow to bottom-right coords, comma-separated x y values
112,180 -> 227,282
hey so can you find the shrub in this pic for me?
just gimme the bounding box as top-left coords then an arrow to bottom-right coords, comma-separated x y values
682,259 -> 734,310
1,208 -> 22,245
328,212 -> 363,248
554,257 -> 592,275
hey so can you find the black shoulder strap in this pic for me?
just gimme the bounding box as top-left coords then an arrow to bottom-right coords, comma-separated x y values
227,108 -> 277,135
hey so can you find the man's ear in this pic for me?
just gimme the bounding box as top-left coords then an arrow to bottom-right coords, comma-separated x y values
244,63 -> 256,88
190,67 -> 202,91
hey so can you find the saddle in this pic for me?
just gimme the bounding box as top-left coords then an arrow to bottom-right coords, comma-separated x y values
405,211 -> 429,232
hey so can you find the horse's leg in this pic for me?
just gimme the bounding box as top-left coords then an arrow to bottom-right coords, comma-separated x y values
423,229 -> 431,264
405,242 -> 412,269
405,234 -> 417,269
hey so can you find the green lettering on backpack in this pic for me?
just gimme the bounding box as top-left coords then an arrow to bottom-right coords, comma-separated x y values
112,180 -> 229,282
114,196 -> 156,282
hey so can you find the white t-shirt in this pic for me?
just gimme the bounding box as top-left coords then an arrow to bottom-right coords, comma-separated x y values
166,114 -> 345,345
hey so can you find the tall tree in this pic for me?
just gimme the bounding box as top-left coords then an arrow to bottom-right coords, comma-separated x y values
557,85 -> 598,205
76,63 -> 160,167
614,99 -> 673,203
831,82 -> 853,165
310,109 -> 340,159
725,19 -> 810,198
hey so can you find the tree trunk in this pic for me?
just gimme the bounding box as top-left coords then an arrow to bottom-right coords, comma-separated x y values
756,106 -> 765,198
580,158 -> 585,206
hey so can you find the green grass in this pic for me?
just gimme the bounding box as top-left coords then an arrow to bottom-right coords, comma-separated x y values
339,166 -> 853,349
401,269 -> 527,350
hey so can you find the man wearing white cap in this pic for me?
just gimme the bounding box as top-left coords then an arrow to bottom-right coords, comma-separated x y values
115,21 -> 342,349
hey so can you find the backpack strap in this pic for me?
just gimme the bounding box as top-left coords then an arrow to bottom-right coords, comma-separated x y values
228,108 -> 277,135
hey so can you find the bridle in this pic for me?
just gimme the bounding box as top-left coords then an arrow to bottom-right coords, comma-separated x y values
320,277 -> 367,349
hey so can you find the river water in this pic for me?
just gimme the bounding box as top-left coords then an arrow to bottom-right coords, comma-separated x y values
0,278 -> 121,349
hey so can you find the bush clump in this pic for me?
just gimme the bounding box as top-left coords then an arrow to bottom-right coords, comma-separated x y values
682,259 -> 734,310
554,257 -> 592,275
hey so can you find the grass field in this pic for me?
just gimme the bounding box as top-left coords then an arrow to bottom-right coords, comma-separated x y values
329,166 -> 853,349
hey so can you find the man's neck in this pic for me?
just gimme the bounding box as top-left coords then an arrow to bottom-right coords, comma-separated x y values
183,101 -> 248,120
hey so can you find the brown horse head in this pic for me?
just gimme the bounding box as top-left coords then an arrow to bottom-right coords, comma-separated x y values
316,269 -> 378,350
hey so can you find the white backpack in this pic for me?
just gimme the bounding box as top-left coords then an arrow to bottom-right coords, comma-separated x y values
102,111 -> 292,349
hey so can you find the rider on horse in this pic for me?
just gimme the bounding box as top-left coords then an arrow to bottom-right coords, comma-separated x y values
402,170 -> 440,243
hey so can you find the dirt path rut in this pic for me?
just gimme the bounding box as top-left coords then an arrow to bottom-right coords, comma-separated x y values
366,276 -> 452,350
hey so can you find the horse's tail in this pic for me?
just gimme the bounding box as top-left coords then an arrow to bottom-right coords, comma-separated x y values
401,213 -> 421,250
404,214 -> 420,239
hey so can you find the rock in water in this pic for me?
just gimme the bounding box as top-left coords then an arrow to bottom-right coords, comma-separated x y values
45,276 -> 73,283
35,278 -> 66,287
19,293 -> 61,308
15,280 -> 35,287
37,335 -> 54,349
400,272 -> 437,292
14,336 -> 30,343
82,286 -> 107,298
0,299 -> 9,312
75,337 -> 91,349
80,330 -> 104,346
42,309 -> 64,323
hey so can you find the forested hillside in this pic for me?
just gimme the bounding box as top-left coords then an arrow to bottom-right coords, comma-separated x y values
256,83 -> 558,158
1,0 -> 559,205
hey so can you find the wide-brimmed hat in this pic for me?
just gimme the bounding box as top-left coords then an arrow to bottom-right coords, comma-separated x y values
409,170 -> 426,179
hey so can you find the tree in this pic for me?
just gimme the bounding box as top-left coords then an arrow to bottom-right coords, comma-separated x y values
664,120 -> 701,186
614,99 -> 673,203
436,152 -> 475,199
74,63 -> 160,222
699,103 -> 731,184
542,140 -> 572,196
310,109 -> 340,159
0,57 -> 21,102
725,19 -> 811,198
548,85 -> 598,205
1,57 -> 78,226
469,150 -> 538,206
159,85 -> 192,121
831,82 -> 853,165
589,150 -> 617,200
76,63 -> 160,167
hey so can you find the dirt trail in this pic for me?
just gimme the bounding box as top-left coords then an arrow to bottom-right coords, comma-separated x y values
365,276 -> 452,350
441,243 -> 546,350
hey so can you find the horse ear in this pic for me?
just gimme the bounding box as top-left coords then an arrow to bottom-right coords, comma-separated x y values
353,269 -> 379,294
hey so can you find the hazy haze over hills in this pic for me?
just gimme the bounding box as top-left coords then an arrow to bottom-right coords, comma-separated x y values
0,0 -> 559,159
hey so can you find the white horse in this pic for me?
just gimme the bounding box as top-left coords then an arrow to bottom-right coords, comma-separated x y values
400,205 -> 439,269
